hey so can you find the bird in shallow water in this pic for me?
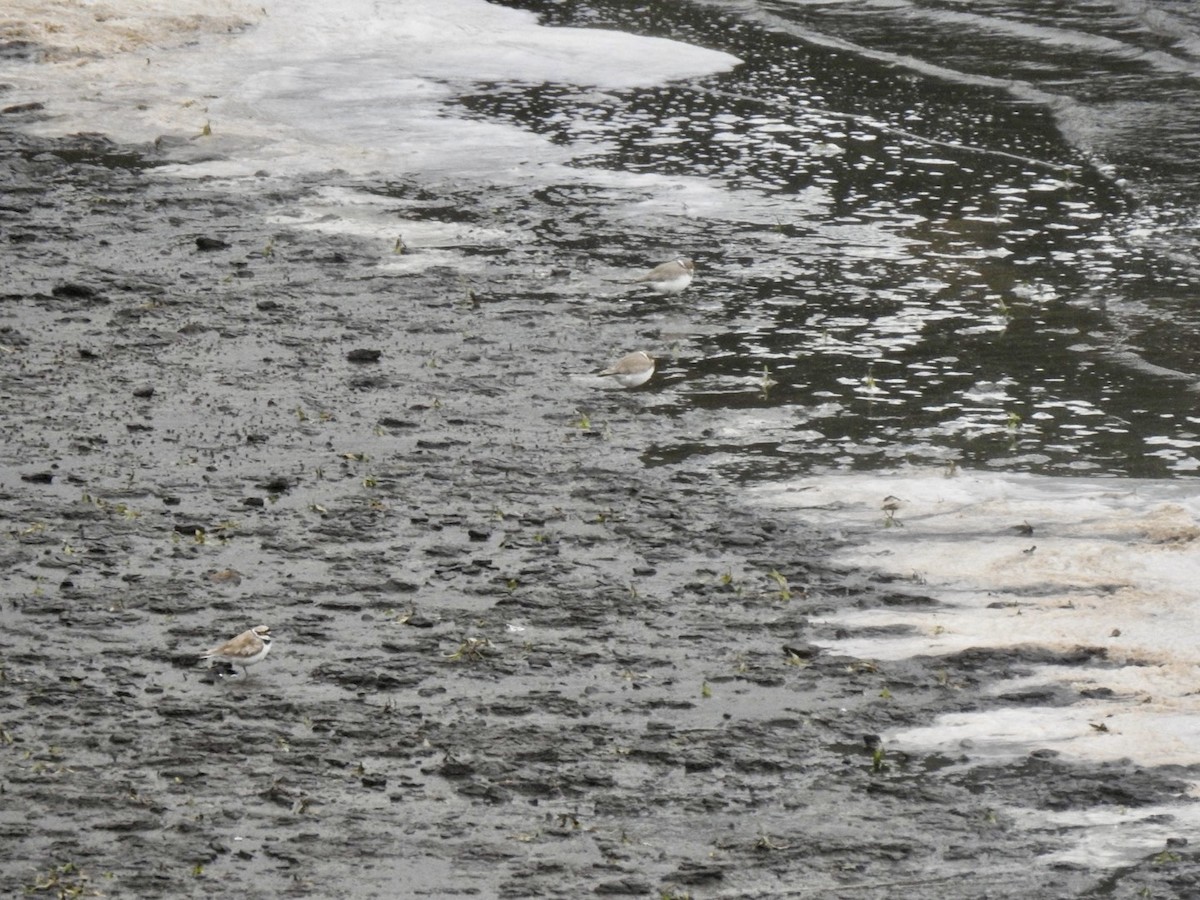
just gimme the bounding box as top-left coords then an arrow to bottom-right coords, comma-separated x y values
598,350 -> 655,388
633,257 -> 695,296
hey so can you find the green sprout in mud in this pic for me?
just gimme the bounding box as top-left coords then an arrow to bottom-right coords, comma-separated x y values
263,237 -> 275,258
758,363 -> 778,398
200,121 -> 212,137
394,235 -> 407,254
27,861 -> 96,898
362,475 -> 378,489
879,686 -> 893,701
1006,410 -> 1022,430
863,364 -> 877,390
1153,850 -> 1182,865
701,681 -> 712,699
506,578 -> 518,592
767,569 -> 792,602
573,410 -> 591,430
295,406 -> 309,423
191,863 -> 204,877
871,746 -> 887,773
445,637 -> 491,662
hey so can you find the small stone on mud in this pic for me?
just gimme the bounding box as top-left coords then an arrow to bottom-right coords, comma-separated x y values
347,348 -> 382,363
672,862 -> 726,884
52,282 -> 99,299
438,757 -> 473,777
595,877 -> 651,895
132,383 -> 155,398
195,236 -> 230,251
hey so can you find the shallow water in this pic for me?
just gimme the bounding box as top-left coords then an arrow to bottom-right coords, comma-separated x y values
7,0 -> 1200,479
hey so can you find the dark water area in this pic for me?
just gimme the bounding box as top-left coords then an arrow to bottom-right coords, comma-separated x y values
473,0 -> 1200,481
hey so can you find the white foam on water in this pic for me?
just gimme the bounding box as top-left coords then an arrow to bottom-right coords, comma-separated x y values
1,0 -> 740,179
1005,800 -> 1200,868
0,1 -> 772,273
753,468 -> 1200,766
754,468 -> 1200,865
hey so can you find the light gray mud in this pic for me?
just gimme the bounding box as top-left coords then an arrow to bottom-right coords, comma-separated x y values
2,123 -> 1199,899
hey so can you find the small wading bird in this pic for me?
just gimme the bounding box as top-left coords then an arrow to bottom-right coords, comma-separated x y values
599,350 -> 655,388
200,624 -> 273,678
633,257 -> 695,296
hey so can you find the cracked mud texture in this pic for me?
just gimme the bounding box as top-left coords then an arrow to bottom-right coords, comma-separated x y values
2,127 -> 1199,899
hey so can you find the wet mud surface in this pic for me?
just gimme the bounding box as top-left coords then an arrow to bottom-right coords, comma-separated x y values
2,125 -> 1200,898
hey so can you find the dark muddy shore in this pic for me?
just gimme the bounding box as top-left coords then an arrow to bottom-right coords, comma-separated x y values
2,124 -> 1199,899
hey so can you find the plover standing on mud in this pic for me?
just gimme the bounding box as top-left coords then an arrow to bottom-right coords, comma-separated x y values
598,351 -> 655,388
200,625 -> 273,677
633,257 -> 695,296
